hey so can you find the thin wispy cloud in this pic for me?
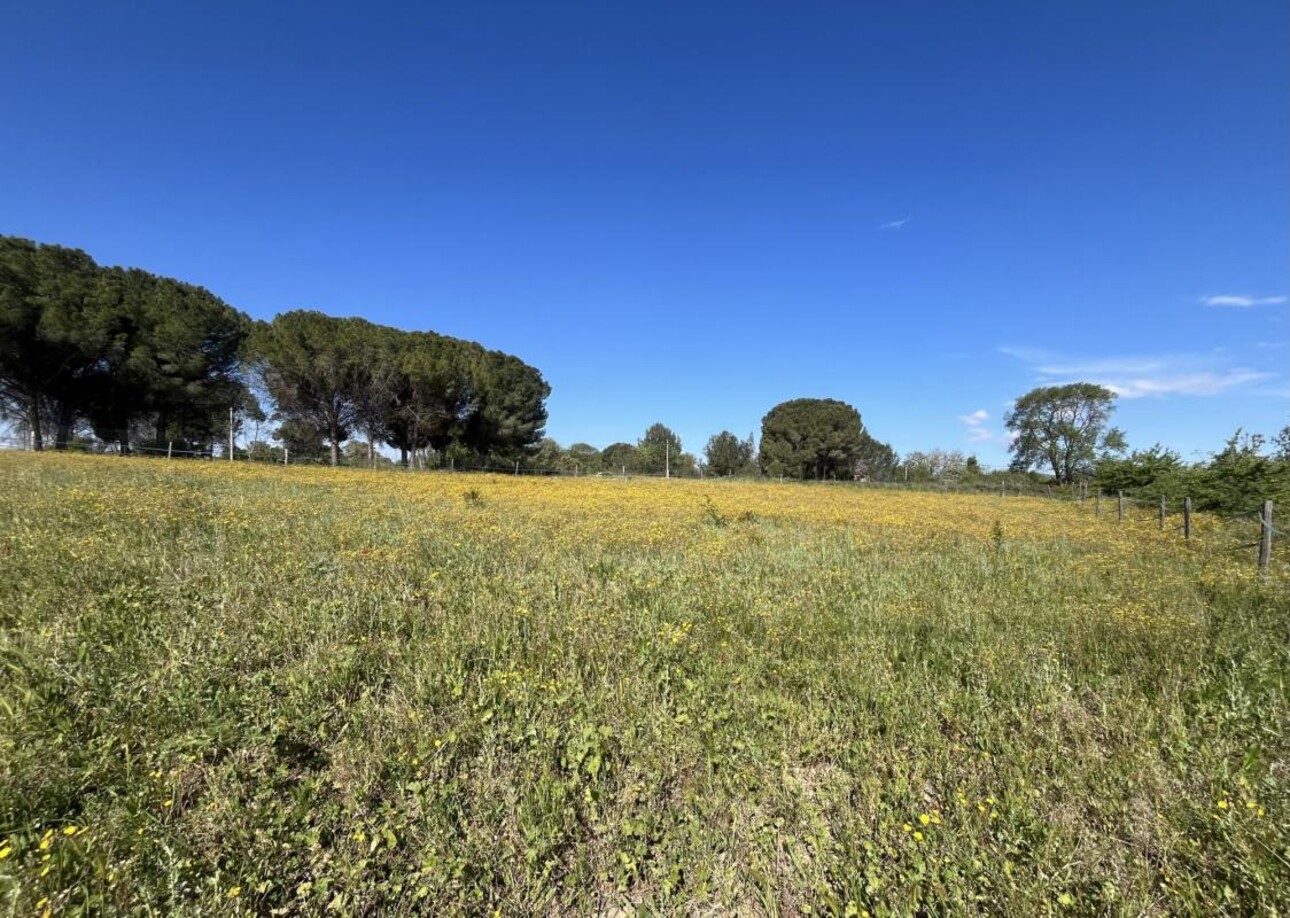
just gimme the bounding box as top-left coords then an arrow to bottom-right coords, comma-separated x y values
999,346 -> 1276,400
879,218 -> 910,230
1200,294 -> 1286,308
997,348 -> 1167,378
957,409 -> 993,442
1105,370 -> 1273,399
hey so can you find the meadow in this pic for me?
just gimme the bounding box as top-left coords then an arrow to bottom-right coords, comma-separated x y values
0,452 -> 1286,916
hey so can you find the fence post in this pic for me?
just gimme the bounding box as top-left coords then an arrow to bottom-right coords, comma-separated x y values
1258,500 -> 1273,575
1095,489 -> 1101,515
1183,497 -> 1191,541
1118,491 -> 1124,522
1159,495 -> 1166,530
284,447 -> 289,466
167,441 -> 173,460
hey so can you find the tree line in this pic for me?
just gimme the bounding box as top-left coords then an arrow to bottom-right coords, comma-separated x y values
517,401 -> 902,481
7,236 -> 1282,504
1003,381 -> 1290,511
0,236 -> 549,465
1,237 -> 913,478
251,311 -> 548,467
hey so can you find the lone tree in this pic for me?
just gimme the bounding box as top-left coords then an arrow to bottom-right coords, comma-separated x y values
600,442 -> 635,473
759,398 -> 866,480
704,430 -> 755,477
1005,383 -> 1125,484
635,423 -> 684,475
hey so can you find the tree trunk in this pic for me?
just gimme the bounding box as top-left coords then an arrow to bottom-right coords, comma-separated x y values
28,394 -> 43,451
400,446 -> 408,468
55,402 -> 75,450
330,438 -> 340,467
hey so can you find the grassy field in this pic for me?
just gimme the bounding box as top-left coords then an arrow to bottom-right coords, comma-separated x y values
0,452 -> 1287,916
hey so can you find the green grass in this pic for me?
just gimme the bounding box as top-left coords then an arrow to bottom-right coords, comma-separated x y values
0,453 -> 1286,916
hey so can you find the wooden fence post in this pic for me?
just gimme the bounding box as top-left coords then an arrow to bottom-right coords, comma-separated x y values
1258,500 -> 1273,575
1183,497 -> 1191,541
1118,491 -> 1124,522
167,441 -> 173,460
1159,495 -> 1166,530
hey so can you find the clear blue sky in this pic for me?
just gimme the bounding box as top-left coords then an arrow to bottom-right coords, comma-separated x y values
3,1 -> 1286,465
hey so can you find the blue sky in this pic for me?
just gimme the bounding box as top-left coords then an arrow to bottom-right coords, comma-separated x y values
2,1 -> 1286,465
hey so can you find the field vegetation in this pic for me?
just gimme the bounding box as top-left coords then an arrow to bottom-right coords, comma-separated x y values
1,452 -> 1287,915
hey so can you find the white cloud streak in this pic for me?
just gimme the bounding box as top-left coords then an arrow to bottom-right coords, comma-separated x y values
1200,295 -> 1287,308
957,409 -> 994,441
879,218 -> 910,230
999,347 -> 1275,399
1105,370 -> 1273,399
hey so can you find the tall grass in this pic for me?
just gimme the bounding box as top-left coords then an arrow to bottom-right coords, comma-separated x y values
0,453 -> 1286,915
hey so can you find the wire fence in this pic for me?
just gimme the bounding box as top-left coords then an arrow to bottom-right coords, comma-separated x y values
1077,484 -> 1283,574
